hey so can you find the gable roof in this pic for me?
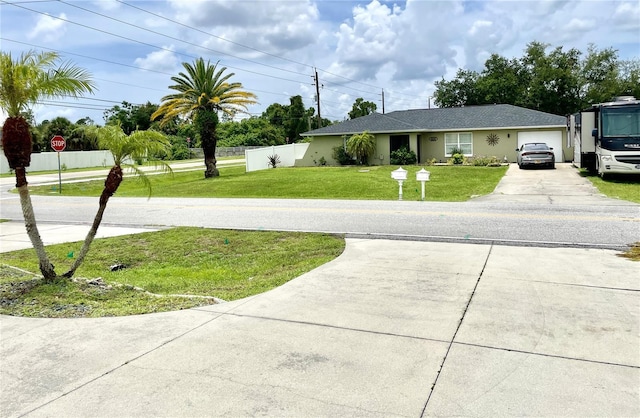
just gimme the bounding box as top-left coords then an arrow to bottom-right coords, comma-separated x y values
302,104 -> 567,136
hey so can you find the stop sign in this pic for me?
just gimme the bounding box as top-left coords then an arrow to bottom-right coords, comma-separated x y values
51,135 -> 66,152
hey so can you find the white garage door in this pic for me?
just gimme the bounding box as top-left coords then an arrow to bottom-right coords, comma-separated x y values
517,131 -> 563,162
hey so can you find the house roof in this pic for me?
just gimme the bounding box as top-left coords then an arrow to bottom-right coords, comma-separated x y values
302,104 -> 567,136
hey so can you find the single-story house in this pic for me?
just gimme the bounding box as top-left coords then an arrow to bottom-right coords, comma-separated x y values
298,104 -> 569,166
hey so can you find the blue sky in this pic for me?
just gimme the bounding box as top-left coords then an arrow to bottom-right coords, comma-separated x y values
1,0 -> 638,125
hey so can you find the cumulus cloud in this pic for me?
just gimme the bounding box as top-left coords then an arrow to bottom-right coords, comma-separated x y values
612,2 -> 640,30
168,0 -> 320,56
28,13 -> 67,42
134,47 -> 179,72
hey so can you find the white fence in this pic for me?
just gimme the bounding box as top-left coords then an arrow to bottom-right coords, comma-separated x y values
1,150 -> 115,174
245,143 -> 309,172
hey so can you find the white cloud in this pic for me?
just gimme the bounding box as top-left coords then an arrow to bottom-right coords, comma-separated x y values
134,48 -> 179,72
27,13 -> 67,42
613,2 -> 640,30
168,0 -> 320,56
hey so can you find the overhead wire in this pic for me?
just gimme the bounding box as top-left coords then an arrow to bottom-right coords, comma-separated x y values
0,0 -> 428,119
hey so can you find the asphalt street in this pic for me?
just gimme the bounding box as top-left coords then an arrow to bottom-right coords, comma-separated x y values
1,162 -> 638,250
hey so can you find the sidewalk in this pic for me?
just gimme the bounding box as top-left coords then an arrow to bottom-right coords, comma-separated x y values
1,237 -> 638,417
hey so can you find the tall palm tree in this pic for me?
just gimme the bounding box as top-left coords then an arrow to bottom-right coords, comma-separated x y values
0,50 -> 95,280
152,58 -> 257,178
62,124 -> 171,278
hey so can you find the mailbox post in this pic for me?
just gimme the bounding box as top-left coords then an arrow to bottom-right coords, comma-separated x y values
391,167 -> 408,200
416,168 -> 431,201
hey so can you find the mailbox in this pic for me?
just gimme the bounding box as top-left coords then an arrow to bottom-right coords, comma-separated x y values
391,167 -> 408,200
416,168 -> 431,201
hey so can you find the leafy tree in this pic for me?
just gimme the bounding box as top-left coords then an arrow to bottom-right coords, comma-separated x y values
434,41 -> 635,115
218,117 -> 285,147
152,58 -> 257,177
0,50 -> 95,280
104,101 -> 159,134
434,69 -> 482,108
346,131 -> 376,165
520,42 -> 581,115
618,59 -> 640,99
63,124 -> 171,278
42,116 -> 73,143
262,103 -> 287,127
477,54 -> 526,105
348,98 -> 377,119
579,45 -> 620,106
285,95 -> 308,142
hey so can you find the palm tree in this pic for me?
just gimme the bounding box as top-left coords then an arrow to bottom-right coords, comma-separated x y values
62,124 -> 171,278
0,50 -> 95,280
152,58 -> 257,178
347,131 -> 376,165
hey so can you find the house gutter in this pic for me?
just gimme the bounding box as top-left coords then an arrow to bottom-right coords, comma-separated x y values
301,124 -> 566,137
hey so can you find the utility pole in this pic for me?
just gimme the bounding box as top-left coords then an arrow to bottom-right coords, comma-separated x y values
313,68 -> 322,128
381,89 -> 385,114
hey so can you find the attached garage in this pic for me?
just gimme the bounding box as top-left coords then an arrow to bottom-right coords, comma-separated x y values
517,131 -> 564,162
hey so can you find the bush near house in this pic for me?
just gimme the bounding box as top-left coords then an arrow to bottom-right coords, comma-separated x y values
390,147 -> 417,165
332,145 -> 356,165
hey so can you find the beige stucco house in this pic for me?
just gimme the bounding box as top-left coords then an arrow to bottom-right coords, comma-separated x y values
298,104 -> 569,166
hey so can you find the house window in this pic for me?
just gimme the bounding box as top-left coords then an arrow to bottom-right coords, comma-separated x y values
390,135 -> 410,153
445,133 -> 473,156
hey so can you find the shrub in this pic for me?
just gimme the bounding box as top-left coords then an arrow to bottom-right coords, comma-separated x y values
171,141 -> 191,160
447,153 -> 466,165
390,147 -> 417,165
332,145 -> 356,165
469,155 -> 500,166
267,154 -> 281,168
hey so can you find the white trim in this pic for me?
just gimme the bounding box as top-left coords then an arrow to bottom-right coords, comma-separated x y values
301,125 -> 566,137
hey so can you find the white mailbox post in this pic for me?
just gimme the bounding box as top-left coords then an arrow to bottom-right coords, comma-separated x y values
391,167 -> 408,200
416,168 -> 431,201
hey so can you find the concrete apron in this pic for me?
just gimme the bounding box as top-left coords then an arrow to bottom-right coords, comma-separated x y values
2,239 -> 638,417
472,163 -> 636,205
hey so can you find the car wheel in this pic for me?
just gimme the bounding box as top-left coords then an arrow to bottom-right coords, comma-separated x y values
518,163 -> 523,169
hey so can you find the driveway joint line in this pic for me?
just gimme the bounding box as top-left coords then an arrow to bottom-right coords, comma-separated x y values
452,341 -> 640,370
15,311 -> 229,417
420,243 -> 494,417
204,311 -> 451,344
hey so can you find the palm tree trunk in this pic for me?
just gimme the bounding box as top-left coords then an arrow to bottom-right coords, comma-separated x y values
197,110 -> 220,178
62,197 -> 107,278
202,135 -> 219,178
15,167 -> 57,281
63,166 -> 122,278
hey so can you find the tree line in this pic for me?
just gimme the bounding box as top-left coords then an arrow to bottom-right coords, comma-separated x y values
433,42 -> 640,115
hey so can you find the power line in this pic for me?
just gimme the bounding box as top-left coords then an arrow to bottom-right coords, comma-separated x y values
55,0 -> 312,80
115,0 -> 387,92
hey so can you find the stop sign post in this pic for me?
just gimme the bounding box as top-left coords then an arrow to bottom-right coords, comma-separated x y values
51,135 -> 66,193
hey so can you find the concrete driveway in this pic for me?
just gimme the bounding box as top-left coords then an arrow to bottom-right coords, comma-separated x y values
473,163 -> 632,205
2,238 -> 638,417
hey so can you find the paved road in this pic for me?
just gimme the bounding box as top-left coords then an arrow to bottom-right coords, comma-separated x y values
1,163 -> 637,249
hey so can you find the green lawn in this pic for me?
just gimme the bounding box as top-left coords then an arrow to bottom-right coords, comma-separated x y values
580,172 -> 640,203
26,165 -> 509,201
0,228 -> 345,317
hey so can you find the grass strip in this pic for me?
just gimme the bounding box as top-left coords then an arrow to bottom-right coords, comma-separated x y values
0,227 -> 345,317
25,165 -> 509,201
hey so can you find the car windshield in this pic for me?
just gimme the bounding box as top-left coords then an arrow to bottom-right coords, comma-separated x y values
523,144 -> 549,151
